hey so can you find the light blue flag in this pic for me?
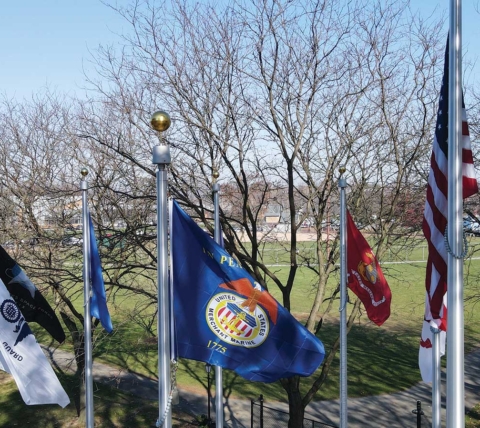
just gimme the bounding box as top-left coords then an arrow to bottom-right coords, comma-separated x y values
89,214 -> 113,333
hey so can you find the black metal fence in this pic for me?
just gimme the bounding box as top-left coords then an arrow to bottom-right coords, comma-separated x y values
251,395 -> 427,427
251,395 -> 338,428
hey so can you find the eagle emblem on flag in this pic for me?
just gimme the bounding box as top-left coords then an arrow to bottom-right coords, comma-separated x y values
357,253 -> 378,284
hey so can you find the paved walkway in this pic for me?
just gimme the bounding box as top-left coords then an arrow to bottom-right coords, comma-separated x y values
42,346 -> 480,427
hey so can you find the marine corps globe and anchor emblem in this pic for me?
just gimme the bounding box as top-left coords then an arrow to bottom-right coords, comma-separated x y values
346,210 -> 391,326
357,252 -> 378,284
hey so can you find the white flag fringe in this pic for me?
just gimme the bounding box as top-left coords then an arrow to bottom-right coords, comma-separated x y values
0,279 -> 69,407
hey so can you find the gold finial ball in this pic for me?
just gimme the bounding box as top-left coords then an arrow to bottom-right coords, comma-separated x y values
150,111 -> 171,132
81,168 -> 88,177
339,166 -> 346,174
213,169 -> 220,180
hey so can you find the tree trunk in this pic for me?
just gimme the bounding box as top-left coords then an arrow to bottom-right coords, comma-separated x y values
60,311 -> 86,420
282,376 -> 306,428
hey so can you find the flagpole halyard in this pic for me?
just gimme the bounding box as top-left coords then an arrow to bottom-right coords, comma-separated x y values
81,168 -> 94,428
151,111 -> 173,428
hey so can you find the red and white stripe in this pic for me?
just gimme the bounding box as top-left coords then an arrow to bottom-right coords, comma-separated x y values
419,79 -> 478,382
218,307 -> 253,338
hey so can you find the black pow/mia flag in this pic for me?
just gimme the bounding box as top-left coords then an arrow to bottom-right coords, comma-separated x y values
0,245 -> 65,343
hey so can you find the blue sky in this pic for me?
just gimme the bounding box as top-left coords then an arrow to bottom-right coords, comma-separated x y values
415,0 -> 480,83
1,1 -> 479,101
0,0 -> 126,100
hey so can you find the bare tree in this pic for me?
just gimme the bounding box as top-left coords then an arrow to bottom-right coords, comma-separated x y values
0,93 -> 92,415
0,0 -> 451,425
72,0 -> 449,425
0,90 -> 171,419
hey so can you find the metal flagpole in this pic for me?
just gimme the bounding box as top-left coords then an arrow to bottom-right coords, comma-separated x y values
151,111 -> 172,428
169,225 -> 179,407
338,166 -> 348,428
447,0 -> 464,426
212,169 -> 224,428
80,168 -> 94,428
431,327 -> 441,428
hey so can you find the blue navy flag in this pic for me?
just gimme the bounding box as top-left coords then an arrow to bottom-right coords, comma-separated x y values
171,200 -> 325,383
89,214 -> 113,333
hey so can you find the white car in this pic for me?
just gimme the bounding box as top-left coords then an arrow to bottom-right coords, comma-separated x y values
61,236 -> 83,246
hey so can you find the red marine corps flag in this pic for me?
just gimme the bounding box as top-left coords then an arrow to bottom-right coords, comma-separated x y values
346,211 -> 391,326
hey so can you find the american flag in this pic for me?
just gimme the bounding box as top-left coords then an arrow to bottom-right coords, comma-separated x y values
419,39 -> 478,383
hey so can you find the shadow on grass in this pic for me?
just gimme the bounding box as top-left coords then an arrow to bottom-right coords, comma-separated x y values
39,311 -> 480,414
0,371 -> 77,427
188,322 -> 425,403
172,319 -> 480,404
86,321 -> 434,404
466,403 -> 480,428
92,323 -> 158,377
0,371 -> 198,427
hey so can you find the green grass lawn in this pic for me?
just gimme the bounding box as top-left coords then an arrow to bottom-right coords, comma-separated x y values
467,403 -> 480,427
79,252 -> 480,403
10,237 -> 480,425
0,371 -> 196,427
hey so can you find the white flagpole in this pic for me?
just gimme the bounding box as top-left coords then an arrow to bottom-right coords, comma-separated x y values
151,111 -> 172,428
338,167 -> 348,428
431,327 -> 441,428
81,168 -> 94,428
447,0 -> 464,426
212,169 -> 224,428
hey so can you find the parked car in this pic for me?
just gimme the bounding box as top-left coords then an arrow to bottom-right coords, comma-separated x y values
61,236 -> 83,246
29,237 -> 40,246
463,216 -> 480,235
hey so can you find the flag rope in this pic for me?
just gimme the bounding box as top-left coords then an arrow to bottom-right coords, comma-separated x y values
443,226 -> 469,259
156,360 -> 178,427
